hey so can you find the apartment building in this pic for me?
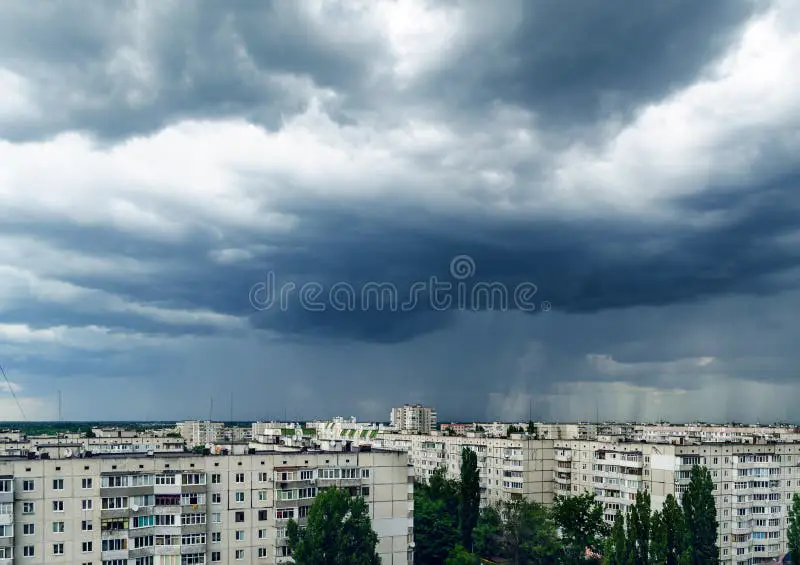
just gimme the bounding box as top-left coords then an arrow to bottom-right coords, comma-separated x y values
177,422 -> 224,448
374,433 -> 555,506
389,405 -> 437,434
0,450 -> 413,565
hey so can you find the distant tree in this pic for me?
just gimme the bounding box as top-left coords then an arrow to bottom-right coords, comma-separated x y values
500,499 -> 560,564
552,492 -> 608,562
626,490 -> 651,565
788,493 -> 800,562
473,504 -> 503,559
459,447 -> 480,549
445,544 -> 481,565
661,494 -> 689,565
286,487 -> 380,565
526,421 -> 536,435
682,466 -> 719,565
84,428 -> 96,438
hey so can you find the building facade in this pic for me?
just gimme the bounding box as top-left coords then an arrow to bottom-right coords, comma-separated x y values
374,433 -> 555,507
0,450 -> 413,565
389,405 -> 437,434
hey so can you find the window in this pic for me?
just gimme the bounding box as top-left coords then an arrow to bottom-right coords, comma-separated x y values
211,532 -> 221,543
258,547 -> 268,558
23,479 -> 35,491
236,549 -> 245,560
300,470 -> 313,480
212,552 -> 221,562
235,473 -> 245,483
235,492 -> 245,503
258,472 -> 269,482
24,546 -> 35,557
82,477 -> 93,489
0,480 -> 10,493
235,511 -> 245,523
361,468 -> 370,478
211,473 -> 221,484
212,512 -> 221,523
362,486 -> 371,497
276,508 -> 295,519
212,493 -> 221,504
236,530 -> 245,541
82,520 -> 93,531
53,478 -> 64,490
23,501 -> 34,514
53,500 -> 64,512
82,499 -> 93,510
23,523 -> 35,535
258,509 -> 268,521
82,541 -> 93,552
52,521 -> 65,533
258,529 -> 267,540
53,543 -> 64,555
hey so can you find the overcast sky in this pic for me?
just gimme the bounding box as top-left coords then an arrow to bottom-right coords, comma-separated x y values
2,0 -> 800,423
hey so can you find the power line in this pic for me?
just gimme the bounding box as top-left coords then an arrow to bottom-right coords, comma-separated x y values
0,364 -> 27,421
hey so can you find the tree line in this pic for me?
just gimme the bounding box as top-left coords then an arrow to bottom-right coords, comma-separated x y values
281,451 -> 723,565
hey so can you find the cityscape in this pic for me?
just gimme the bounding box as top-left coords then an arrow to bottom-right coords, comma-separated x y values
2,407 -> 800,563
3,0 -> 800,565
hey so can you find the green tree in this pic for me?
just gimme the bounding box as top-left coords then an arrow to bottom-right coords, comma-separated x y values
787,493 -> 800,562
473,504 -> 504,559
445,544 -> 481,565
500,499 -> 560,565
649,510 -> 667,565
602,510 -> 631,565
414,483 -> 459,565
459,447 -> 481,549
286,487 -> 380,565
526,421 -> 536,435
552,492 -> 608,562
682,466 -> 719,565
626,490 -> 651,565
430,466 -> 461,520
661,494 -> 687,565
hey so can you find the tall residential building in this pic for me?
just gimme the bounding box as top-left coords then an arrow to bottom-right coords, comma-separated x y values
177,421 -> 225,448
389,405 -> 437,434
0,450 -> 413,565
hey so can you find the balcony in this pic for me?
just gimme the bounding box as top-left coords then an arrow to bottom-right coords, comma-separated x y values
101,549 -> 129,561
0,514 -> 11,527
554,452 -> 572,462
153,505 -> 182,516
180,543 -> 207,554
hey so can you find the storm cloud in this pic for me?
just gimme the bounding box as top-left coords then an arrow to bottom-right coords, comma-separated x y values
2,0 -> 800,422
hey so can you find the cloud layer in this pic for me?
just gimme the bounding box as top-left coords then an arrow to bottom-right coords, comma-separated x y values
2,0 -> 800,422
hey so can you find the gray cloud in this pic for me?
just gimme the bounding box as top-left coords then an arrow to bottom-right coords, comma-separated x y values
1,0 -> 800,422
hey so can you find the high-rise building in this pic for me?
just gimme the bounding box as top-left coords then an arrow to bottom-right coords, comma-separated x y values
0,450 -> 413,565
389,405 -> 437,434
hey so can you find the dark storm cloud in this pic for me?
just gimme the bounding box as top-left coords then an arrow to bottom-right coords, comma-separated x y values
0,0 -> 386,141
0,0 -> 760,142
411,0 -> 762,136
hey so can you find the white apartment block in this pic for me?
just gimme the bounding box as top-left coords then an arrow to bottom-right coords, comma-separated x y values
389,405 -> 437,434
374,434 -> 555,507
177,422 -> 225,448
0,450 -> 413,565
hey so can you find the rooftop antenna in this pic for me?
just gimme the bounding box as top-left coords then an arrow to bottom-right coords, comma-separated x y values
58,390 -> 62,459
230,392 -> 233,424
0,364 -> 27,420
209,397 -> 213,422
